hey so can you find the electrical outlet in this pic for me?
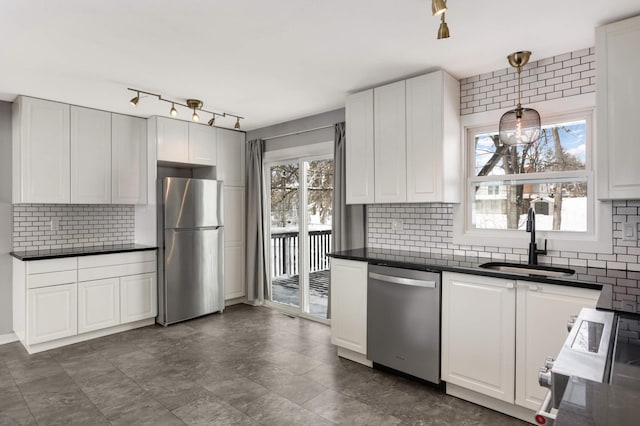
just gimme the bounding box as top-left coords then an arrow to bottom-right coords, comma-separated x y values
622,222 -> 637,241
50,218 -> 60,232
391,219 -> 404,231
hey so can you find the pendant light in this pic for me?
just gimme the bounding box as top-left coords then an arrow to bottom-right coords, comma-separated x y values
499,51 -> 541,146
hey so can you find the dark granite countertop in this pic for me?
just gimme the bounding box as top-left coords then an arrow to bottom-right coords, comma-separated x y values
328,247 -> 640,318
10,244 -> 158,261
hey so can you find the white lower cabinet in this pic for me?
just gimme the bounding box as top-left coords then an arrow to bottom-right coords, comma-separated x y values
120,273 -> 157,323
27,283 -> 78,345
442,272 -> 600,419
330,258 -> 369,364
515,282 -> 599,410
442,272 -> 516,402
13,250 -> 157,354
78,278 -> 120,334
224,245 -> 245,300
223,185 -> 246,301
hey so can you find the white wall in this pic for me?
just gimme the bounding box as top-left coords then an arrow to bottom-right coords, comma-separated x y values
0,101 -> 12,335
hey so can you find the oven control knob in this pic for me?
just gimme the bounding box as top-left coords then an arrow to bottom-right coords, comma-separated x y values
567,315 -> 578,332
538,368 -> 552,388
544,357 -> 555,369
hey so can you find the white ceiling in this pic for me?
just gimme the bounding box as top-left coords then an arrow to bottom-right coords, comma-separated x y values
1,0 -> 638,130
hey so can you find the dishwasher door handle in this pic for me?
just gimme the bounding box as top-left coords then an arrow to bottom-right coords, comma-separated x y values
368,272 -> 437,288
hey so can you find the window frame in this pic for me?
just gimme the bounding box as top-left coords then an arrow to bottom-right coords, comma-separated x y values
452,93 -> 612,254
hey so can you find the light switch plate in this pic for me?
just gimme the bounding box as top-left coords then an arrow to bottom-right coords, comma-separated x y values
622,222 -> 637,241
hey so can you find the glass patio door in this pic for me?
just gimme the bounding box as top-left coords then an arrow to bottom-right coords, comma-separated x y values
267,155 -> 333,319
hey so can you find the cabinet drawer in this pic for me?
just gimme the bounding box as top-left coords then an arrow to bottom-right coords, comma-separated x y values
27,270 -> 77,289
26,258 -> 77,274
78,260 -> 156,282
78,251 -> 156,269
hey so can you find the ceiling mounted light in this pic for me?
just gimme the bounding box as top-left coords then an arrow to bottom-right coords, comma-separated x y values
129,91 -> 140,106
437,13 -> 450,39
432,0 -> 447,16
186,99 -> 203,122
126,88 -> 244,130
499,51 -> 541,146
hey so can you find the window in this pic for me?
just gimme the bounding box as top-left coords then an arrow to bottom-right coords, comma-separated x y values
469,113 -> 591,233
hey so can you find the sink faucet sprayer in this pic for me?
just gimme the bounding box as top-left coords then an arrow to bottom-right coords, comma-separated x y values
526,207 -> 547,265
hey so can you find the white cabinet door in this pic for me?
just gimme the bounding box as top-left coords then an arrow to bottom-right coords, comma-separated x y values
70,106 -> 112,204
27,283 -> 77,344
515,282 -> 599,410
112,114 -> 147,204
78,278 -> 120,334
224,186 -> 244,246
374,81 -> 407,203
216,128 -> 245,186
224,245 -> 245,300
597,15 -> 640,199
14,97 -> 70,203
442,272 -> 516,403
405,71 -> 460,203
120,273 -> 156,323
330,258 -> 368,354
345,89 -> 375,204
189,123 -> 217,166
156,117 -> 189,163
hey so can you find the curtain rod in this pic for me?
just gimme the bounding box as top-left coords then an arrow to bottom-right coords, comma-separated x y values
262,124 -> 334,141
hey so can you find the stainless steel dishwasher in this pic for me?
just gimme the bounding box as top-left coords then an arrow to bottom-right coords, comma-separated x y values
367,264 -> 441,384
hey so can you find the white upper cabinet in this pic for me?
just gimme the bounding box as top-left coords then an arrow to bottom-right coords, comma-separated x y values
112,114 -> 147,204
216,128 -> 245,187
344,70 -> 461,205
406,71 -> 460,203
374,80 -> 407,203
156,116 -> 189,163
188,123 -> 217,166
597,15 -> 640,199
12,96 -> 70,203
70,106 -> 112,204
345,89 -> 375,204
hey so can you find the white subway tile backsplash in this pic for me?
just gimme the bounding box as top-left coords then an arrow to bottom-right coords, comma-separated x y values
12,204 -> 135,251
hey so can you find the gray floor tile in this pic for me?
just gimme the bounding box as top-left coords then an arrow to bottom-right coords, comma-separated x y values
244,392 -> 333,426
134,369 -> 212,411
172,395 -> 257,426
304,389 -> 401,425
202,376 -> 270,413
0,382 -> 37,426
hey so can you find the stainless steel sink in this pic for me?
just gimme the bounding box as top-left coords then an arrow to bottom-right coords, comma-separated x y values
479,262 -> 575,277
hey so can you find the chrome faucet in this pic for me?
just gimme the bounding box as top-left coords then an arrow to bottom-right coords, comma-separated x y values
526,207 -> 547,265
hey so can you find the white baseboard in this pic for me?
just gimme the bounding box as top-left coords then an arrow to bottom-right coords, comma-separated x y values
337,347 -> 373,367
0,332 -> 18,345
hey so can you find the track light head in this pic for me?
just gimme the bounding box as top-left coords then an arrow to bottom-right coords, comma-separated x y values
129,92 -> 140,106
208,116 -> 215,126
432,0 -> 447,16
437,15 -> 450,39
192,110 -> 200,122
170,103 -> 178,117
234,117 -> 241,130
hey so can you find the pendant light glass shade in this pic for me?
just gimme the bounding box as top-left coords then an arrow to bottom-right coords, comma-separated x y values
498,51 -> 541,146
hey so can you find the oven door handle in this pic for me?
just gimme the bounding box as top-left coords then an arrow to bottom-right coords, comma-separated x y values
535,390 -> 557,425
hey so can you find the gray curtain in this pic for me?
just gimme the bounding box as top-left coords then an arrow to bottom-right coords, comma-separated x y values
330,122 -> 366,317
245,139 -> 270,303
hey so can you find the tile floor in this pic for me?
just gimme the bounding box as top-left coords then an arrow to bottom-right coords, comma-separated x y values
0,304 -> 527,425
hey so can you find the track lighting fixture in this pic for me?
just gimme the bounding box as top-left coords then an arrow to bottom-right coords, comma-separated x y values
127,88 -> 244,130
431,0 -> 447,16
432,0 -> 450,39
129,91 -> 140,106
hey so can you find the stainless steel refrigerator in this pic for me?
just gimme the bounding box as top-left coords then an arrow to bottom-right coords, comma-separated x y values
157,177 -> 224,326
